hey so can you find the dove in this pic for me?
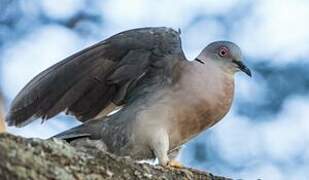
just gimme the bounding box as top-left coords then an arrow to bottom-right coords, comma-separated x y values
6,27 -> 251,166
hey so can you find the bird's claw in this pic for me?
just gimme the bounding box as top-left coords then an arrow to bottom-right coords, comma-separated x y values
166,160 -> 183,169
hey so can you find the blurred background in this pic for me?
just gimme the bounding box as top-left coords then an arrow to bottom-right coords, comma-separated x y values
1,0 -> 309,179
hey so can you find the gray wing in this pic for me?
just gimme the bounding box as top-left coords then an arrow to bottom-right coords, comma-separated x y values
6,27 -> 186,127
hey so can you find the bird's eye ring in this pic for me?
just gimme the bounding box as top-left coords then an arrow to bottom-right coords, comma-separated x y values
218,47 -> 229,57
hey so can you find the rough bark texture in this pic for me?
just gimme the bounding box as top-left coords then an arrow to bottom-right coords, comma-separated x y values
0,133 -> 232,180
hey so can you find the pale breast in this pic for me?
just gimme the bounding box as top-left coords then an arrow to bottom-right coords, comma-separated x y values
167,63 -> 235,148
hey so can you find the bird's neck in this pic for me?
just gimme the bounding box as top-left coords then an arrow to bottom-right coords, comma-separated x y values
179,59 -> 235,96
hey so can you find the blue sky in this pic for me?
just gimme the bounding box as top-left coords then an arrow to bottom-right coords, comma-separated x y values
1,0 -> 309,179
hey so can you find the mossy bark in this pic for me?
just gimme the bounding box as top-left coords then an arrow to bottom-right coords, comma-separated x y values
0,133 -> 232,180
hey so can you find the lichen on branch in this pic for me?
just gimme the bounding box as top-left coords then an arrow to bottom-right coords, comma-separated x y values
0,134 -> 231,180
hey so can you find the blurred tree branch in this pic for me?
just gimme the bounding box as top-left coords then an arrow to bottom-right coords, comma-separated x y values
0,133 -> 231,180
0,93 -> 6,133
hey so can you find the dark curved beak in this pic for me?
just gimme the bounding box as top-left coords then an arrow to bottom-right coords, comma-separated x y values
233,60 -> 252,77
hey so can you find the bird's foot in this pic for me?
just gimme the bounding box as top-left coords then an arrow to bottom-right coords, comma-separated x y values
167,160 -> 183,169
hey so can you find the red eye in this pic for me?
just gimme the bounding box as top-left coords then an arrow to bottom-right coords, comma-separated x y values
218,47 -> 229,57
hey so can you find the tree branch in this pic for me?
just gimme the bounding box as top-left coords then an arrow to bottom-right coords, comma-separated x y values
0,94 -> 6,133
0,133 -> 231,180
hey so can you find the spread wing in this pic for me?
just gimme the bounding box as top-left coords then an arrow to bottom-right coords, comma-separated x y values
6,27 -> 186,127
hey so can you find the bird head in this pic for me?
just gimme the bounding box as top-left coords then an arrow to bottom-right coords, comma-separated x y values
195,41 -> 251,77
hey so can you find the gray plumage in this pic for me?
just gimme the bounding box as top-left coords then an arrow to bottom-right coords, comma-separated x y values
6,27 -> 251,166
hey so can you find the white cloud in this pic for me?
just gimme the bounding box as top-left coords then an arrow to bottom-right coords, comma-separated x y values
40,0 -> 84,19
235,0 -> 309,64
182,19 -> 226,59
188,0 -> 242,15
100,0 -> 192,32
212,113 -> 262,166
234,72 -> 267,104
261,96 -> 309,162
210,95 -> 309,179
99,0 -> 242,38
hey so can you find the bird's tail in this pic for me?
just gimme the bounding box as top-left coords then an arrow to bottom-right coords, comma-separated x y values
51,119 -> 103,142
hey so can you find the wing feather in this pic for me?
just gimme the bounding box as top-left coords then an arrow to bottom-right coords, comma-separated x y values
6,27 -> 185,126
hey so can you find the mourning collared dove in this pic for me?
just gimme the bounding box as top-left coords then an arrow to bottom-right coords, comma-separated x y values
6,27 -> 251,166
